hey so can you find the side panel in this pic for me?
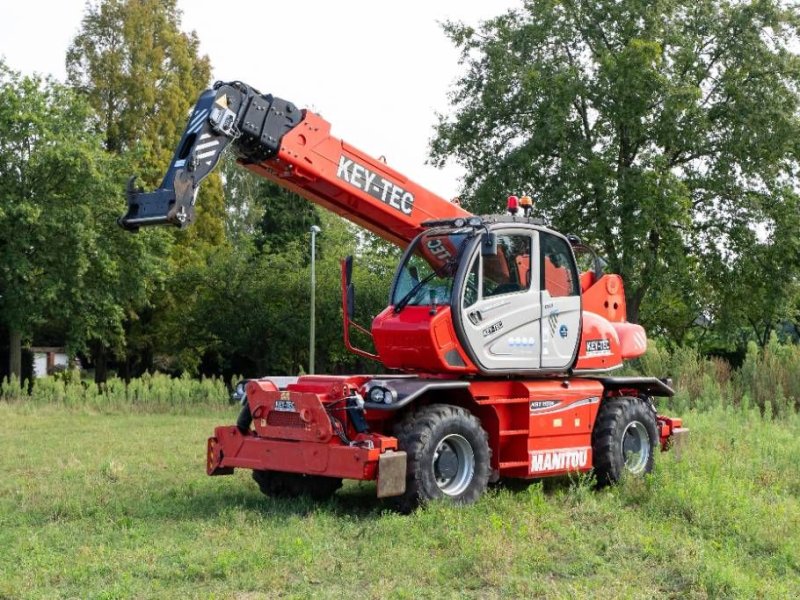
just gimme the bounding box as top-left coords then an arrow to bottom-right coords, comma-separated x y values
574,310 -> 624,371
470,378 -> 604,478
372,306 -> 477,374
581,274 -> 627,323
526,382 -> 602,476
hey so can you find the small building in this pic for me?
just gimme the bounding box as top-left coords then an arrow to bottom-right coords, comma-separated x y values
30,347 -> 71,378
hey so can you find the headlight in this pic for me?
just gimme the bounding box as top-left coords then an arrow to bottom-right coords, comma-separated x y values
368,386 -> 385,404
367,385 -> 395,405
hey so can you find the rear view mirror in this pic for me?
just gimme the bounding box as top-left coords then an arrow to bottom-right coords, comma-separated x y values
594,255 -> 607,278
340,255 -> 380,362
482,233 -> 498,256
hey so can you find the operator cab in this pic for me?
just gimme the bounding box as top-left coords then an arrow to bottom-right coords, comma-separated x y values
371,217 -> 584,375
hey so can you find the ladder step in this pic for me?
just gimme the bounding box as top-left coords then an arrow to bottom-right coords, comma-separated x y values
499,429 -> 529,436
499,460 -> 529,468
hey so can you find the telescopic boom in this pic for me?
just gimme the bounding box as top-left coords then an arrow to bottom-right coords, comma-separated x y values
119,81 -> 469,247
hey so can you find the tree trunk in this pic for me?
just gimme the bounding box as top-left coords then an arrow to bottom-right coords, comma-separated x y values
92,343 -> 108,384
626,290 -> 642,324
9,328 -> 21,379
120,353 -> 131,383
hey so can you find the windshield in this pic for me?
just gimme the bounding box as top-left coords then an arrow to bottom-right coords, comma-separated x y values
392,232 -> 471,307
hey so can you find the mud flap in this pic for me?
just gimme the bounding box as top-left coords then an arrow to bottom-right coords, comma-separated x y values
670,427 -> 690,460
377,450 -> 407,498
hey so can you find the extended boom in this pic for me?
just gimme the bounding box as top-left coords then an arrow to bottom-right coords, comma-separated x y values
120,80 -> 469,246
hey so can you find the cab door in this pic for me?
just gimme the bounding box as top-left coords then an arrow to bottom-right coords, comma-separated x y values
539,232 -> 581,369
459,231 -> 543,372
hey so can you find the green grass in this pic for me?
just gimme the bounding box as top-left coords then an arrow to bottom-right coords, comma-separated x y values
1,402 -> 799,599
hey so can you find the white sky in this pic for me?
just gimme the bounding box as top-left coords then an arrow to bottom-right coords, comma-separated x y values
0,0 -> 520,199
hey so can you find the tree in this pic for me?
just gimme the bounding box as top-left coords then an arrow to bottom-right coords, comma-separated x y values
706,191 -> 800,346
66,0 -> 226,378
220,154 -> 322,250
431,0 -> 800,342
67,0 -> 208,176
0,62 -> 170,379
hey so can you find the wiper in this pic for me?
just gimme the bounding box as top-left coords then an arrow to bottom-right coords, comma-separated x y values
393,270 -> 440,314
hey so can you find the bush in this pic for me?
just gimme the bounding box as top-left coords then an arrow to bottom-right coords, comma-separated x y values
3,337 -> 799,416
631,336 -> 800,415
0,372 -> 230,413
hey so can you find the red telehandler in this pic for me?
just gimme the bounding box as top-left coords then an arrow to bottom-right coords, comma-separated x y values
120,80 -> 687,511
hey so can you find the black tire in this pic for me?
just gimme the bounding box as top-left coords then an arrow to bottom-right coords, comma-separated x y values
392,404 -> 491,513
251,470 -> 342,500
592,395 -> 658,487
236,403 -> 253,432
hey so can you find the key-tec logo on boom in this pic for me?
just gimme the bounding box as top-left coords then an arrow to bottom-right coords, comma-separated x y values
530,447 -> 590,473
336,155 -> 415,216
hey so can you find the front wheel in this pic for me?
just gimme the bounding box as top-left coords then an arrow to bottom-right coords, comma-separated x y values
252,470 -> 342,500
392,404 -> 491,512
592,396 -> 658,486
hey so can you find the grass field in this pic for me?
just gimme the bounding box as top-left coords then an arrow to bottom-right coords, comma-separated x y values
1,402 -> 799,599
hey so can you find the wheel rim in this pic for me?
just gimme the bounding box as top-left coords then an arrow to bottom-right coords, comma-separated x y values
432,434 -> 475,496
621,420 -> 650,474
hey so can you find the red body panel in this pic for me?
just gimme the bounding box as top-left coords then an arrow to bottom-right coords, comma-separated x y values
467,379 -> 603,477
209,426 -> 391,480
574,311 -> 624,371
372,306 -> 477,373
581,274 -> 627,323
612,321 -> 648,360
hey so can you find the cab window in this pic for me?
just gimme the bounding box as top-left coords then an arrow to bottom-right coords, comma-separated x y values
541,232 -> 579,297
462,255 -> 480,308
483,234 -> 532,298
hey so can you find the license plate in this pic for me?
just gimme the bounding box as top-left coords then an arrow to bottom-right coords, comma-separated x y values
274,399 -> 297,412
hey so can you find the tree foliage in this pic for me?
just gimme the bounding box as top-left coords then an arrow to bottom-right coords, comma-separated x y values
432,0 -> 800,344
156,156 -> 398,377
66,0 -> 209,175
0,63 -> 171,376
65,0 -> 227,378
66,0 -> 225,236
5,0 -> 799,383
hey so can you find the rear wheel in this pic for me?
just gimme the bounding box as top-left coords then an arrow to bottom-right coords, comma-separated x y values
252,470 -> 342,500
392,404 -> 491,513
592,396 -> 658,486
236,403 -> 252,432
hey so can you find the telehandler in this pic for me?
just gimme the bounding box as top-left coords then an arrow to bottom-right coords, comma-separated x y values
120,80 -> 687,511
